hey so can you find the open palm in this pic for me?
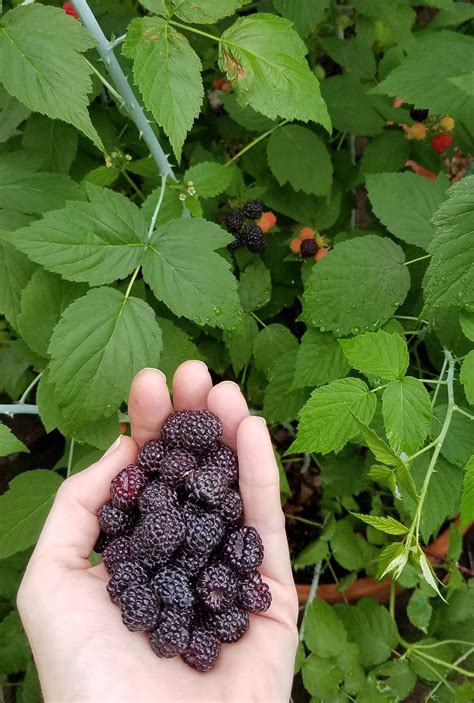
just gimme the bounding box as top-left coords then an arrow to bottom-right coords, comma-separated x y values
18,362 -> 298,703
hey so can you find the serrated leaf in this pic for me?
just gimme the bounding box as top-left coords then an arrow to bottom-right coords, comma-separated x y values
224,314 -> 258,376
320,36 -> 376,79
183,161 -> 234,198
170,0 -> 249,23
330,519 -> 364,571
9,185 -> 147,285
0,5 -> 102,149
273,0 -> 330,37
218,14 -> 330,130
335,598 -> 399,667
302,654 -> 343,699
352,513 -> 408,536
321,75 -> 385,136
304,599 -> 347,656
292,328 -> 350,389
416,550 -> 445,599
460,351 -> 474,405
18,270 -> 87,358
140,0 -> 169,14
291,378 -> 377,454
460,311 -> 474,342
366,172 -> 448,251
48,288 -> 162,427
263,351 -> 309,423
123,17 -> 203,161
407,590 -> 432,633
424,175 -> 474,313
294,539 -> 328,568
0,240 -> 36,328
220,93 -> 275,132
157,316 -> 203,381
239,259 -> 271,312
143,218 -> 241,328
303,236 -> 411,336
371,660 -> 417,701
357,130 -> 409,182
432,404 -> 474,467
377,542 -> 409,580
0,86 -> 30,143
0,422 -> 28,457
0,611 -> 29,675
356,424 -> 403,467
22,114 -> 78,174
461,455 -> 474,528
253,323 -> 298,376
382,377 -> 432,455
267,125 -> 332,196
0,470 -> 63,559
340,330 -> 409,381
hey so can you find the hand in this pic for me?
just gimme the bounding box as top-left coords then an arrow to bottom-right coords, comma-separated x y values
18,362 -> 298,703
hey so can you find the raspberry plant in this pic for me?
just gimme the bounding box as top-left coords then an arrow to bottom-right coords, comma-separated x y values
0,0 -> 473,699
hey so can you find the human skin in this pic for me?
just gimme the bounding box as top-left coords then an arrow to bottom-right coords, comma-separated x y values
17,361 -> 299,703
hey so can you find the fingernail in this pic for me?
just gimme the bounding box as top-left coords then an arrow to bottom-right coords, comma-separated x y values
104,435 -> 121,457
142,367 -> 166,380
220,380 -> 241,390
193,360 -> 208,370
255,415 -> 267,426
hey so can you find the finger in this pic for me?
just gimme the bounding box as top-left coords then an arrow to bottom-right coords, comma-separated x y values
237,416 -> 294,587
128,367 -> 173,447
172,360 -> 213,411
206,381 -> 250,450
33,435 -> 138,569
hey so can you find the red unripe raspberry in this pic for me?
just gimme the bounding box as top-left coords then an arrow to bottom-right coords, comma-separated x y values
212,78 -> 226,90
300,227 -> 315,241
63,2 -> 79,19
315,248 -> 329,262
290,237 -> 302,254
431,133 -> 453,153
256,211 -> 277,233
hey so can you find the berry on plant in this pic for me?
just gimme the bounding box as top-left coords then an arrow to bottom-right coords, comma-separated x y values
405,123 -> 426,141
224,209 -> 244,233
300,227 -> 315,240
62,2 -> 79,19
138,439 -> 167,474
111,464 -> 147,510
120,583 -> 159,631
182,627 -> 221,672
210,606 -> 249,643
98,501 -> 135,538
152,566 -> 195,609
315,248 -> 329,262
228,235 -> 244,251
290,237 -> 302,254
197,563 -> 238,612
242,224 -> 267,253
223,526 -> 264,574
440,116 -> 455,132
409,108 -> 429,122
300,239 -> 317,258
431,133 -> 453,153
256,211 -> 276,233
238,571 -> 272,613
242,199 -> 263,219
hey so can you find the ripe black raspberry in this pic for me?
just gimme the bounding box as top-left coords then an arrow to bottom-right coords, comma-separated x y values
141,511 -> 185,558
138,481 -> 180,515
197,563 -> 238,612
129,529 -> 168,573
242,224 -> 266,253
217,488 -> 243,526
102,535 -> 132,574
186,469 -> 228,508
201,442 -> 238,483
138,439 -> 167,474
98,501 -> 135,538
184,503 -> 225,554
120,583 -> 159,631
94,530 -> 111,553
150,607 -> 191,658
410,107 -> 429,122
174,547 -> 209,578
223,526 -> 264,574
210,606 -> 249,643
159,449 -> 197,488
228,235 -> 244,251
182,627 -> 221,672
238,571 -> 272,613
224,209 -> 244,233
152,566 -> 195,609
111,464 -> 147,510
106,561 -> 148,604
300,238 -> 317,258
161,410 -> 223,452
242,199 -> 263,220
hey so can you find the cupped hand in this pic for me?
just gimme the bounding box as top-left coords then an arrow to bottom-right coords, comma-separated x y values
17,362 -> 298,703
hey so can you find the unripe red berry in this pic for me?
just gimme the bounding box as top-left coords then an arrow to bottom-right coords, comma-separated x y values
431,133 -> 453,153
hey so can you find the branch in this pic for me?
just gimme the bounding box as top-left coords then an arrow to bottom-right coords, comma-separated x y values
72,0 -> 176,180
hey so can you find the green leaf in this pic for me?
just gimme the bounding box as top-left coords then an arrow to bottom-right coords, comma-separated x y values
18,270 -> 87,358
461,455 -> 474,528
157,317 -> 203,381
21,658 -> 42,703
416,550 -> 445,599
304,600 -> 348,657
143,218 -> 241,328
460,351 -> 474,405
302,654 -> 343,698
0,611 -> 29,675
432,404 -> 474,467
123,17 -> 203,161
253,323 -> 298,376
357,131 -> 409,183
340,330 -> 409,381
371,660 -> 417,702
239,259 -> 271,312
407,590 -> 432,633
321,446 -> 369,499
170,0 -> 249,23
0,86 -> 30,143
0,5 -> 101,149
424,176 -> 474,312
220,93 -> 275,132
290,378 -> 377,454
330,519 -> 364,571
377,542 -> 409,580
140,0 -> 169,14
0,470 -> 63,559
0,240 -> 36,328
142,185 -> 183,227
352,513 -> 408,536
266,125 -> 332,196
294,539 -> 328,569
183,161 -> 234,199
224,314 -> 258,376
303,236 -> 411,336
366,172 -> 448,251
263,351 -> 309,423
22,114 -> 78,174
320,36 -> 376,80
382,377 -> 432,455
293,329 -> 350,389
0,422 -> 28,457
8,184 -> 146,285
356,424 -> 404,468
321,75 -> 385,136
48,288 -> 162,427
335,598 -> 399,667
273,0 -> 330,37
460,311 -> 474,342
0,151 -> 83,215
218,14 -> 330,131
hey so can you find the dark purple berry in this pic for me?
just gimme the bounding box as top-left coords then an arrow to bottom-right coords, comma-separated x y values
102,536 -> 132,574
141,511 -> 185,559
159,449 -> 197,488
120,583 -> 159,631
152,566 -> 195,609
138,439 -> 167,474
186,469 -> 228,508
106,561 -> 148,604
210,606 -> 249,643
216,488 -> 243,525
410,107 -> 429,122
182,627 -> 221,672
111,464 -> 147,510
129,528 -> 169,573
300,238 -> 317,258
184,503 -> 225,554
98,501 -> 135,538
228,235 -> 244,251
238,571 -> 271,613
150,607 -> 191,658
242,224 -> 266,253
94,531 -> 111,553
197,563 -> 238,612
174,547 -> 209,578
242,199 -> 263,220
223,526 -> 264,575
201,442 -> 238,483
224,209 -> 244,233
163,411 -> 223,454
138,481 -> 180,515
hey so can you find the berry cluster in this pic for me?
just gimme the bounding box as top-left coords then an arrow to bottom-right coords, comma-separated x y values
96,409 -> 271,672
404,107 -> 454,152
225,200 -> 275,253
290,227 -> 329,262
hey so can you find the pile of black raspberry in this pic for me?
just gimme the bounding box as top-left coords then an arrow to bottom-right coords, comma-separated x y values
96,409 -> 271,672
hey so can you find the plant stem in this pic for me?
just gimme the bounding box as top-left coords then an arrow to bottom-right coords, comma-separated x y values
403,254 -> 431,266
284,513 -> 323,529
168,19 -> 221,43
410,652 -> 455,693
299,561 -> 322,642
66,438 -> 75,478
72,0 -> 175,179
413,649 -> 474,677
370,383 -> 389,393
121,169 -> 146,201
454,406 -> 474,421
124,266 -> 141,299
250,312 -> 267,328
225,121 -> 288,166
415,639 -> 474,650
0,404 -> 39,415
146,174 -> 168,241
389,579 -> 396,619
431,356 -> 448,409
426,647 -> 474,700
18,372 -> 43,404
